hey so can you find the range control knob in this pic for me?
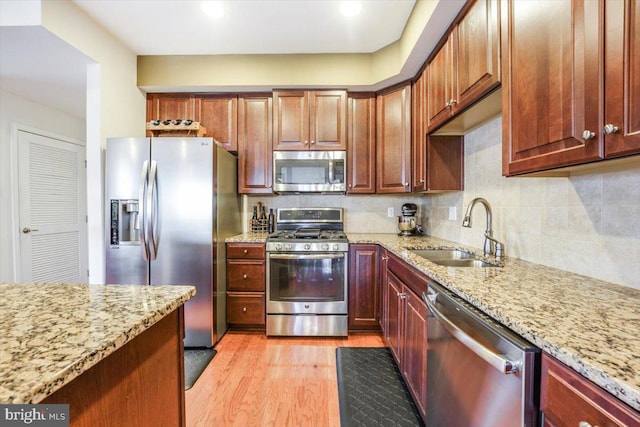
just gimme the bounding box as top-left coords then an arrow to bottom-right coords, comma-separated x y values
284,244 -> 292,251
322,243 -> 330,251
304,243 -> 311,250
333,244 -> 339,251
275,243 -> 282,251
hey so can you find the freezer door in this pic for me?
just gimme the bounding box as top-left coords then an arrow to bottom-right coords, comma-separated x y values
105,138 -> 150,285
150,138 -> 214,347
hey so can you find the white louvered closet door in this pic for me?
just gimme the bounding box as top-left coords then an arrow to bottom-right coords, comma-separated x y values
18,130 -> 87,283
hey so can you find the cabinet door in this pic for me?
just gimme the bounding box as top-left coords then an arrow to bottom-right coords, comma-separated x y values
386,271 -> 403,364
310,90 -> 347,150
427,33 -> 455,129
604,0 -> 640,158
273,91 -> 309,150
348,245 -> 380,330
238,95 -> 273,194
146,94 -> 196,121
402,289 -> 428,421
347,94 -> 376,194
376,84 -> 412,194
196,95 -> 238,152
502,0 -> 603,175
455,0 -> 501,113
412,69 -> 427,191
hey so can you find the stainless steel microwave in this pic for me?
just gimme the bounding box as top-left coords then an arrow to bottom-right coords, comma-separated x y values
273,151 -> 346,193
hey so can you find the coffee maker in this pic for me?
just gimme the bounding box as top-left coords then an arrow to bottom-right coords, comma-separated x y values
398,203 -> 418,236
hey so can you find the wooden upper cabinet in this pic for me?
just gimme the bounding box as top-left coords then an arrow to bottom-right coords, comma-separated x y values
427,0 -> 500,132
412,68 -> 427,192
347,94 -> 376,194
603,0 -> 640,159
376,84 -> 412,194
238,95 -> 273,194
196,95 -> 238,152
273,90 -> 347,150
146,94 -> 196,122
502,0 -> 603,175
426,135 -> 464,191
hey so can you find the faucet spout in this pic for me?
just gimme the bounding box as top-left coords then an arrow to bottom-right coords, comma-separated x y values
462,197 -> 503,259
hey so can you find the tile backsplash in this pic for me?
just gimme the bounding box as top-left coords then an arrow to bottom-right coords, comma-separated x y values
243,194 -> 425,234
426,116 -> 640,290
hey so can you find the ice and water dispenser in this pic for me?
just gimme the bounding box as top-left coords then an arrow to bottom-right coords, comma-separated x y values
110,199 -> 140,245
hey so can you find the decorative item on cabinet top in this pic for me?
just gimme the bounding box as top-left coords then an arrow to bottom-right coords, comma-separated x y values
146,120 -> 207,137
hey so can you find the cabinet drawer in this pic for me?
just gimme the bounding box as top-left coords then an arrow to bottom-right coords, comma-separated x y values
226,243 -> 265,259
227,260 -> 265,291
541,354 -> 640,426
226,292 -> 265,326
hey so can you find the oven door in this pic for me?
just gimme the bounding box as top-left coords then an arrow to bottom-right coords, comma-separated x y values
266,252 -> 348,314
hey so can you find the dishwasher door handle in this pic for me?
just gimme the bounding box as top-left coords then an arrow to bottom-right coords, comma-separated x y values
422,291 -> 521,374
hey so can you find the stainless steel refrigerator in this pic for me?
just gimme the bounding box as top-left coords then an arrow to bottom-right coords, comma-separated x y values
105,137 -> 240,348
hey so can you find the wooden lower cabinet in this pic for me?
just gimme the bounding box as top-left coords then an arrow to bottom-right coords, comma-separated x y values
541,353 -> 640,427
348,244 -> 380,330
382,250 -> 429,422
226,243 -> 266,329
43,308 -> 186,427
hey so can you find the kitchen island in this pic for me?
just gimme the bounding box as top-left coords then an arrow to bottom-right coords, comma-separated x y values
228,232 -> 640,412
0,283 -> 195,426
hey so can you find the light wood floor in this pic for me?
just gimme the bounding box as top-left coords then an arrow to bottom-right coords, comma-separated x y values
185,331 -> 386,427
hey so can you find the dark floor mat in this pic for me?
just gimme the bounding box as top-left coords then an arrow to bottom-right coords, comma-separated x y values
336,347 -> 424,427
184,348 -> 216,390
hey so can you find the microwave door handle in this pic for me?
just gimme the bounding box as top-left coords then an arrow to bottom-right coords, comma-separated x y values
422,291 -> 521,374
328,160 -> 334,183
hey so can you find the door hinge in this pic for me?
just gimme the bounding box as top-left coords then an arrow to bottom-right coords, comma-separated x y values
86,215 -> 88,223
87,269 -> 90,279
85,160 -> 87,168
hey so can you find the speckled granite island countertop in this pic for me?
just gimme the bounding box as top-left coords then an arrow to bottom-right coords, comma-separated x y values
227,232 -> 640,411
0,283 -> 195,404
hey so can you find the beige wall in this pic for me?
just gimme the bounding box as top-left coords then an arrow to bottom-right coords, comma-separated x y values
426,116 -> 640,290
40,0 -> 146,283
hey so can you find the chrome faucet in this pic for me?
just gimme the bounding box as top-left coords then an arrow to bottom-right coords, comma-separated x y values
462,197 -> 504,260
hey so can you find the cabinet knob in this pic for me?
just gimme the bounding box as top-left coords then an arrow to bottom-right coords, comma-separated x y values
404,182 -> 409,186
242,307 -> 247,312
348,184 -> 352,188
243,249 -> 248,254
582,130 -> 596,140
445,101 -> 451,108
603,124 -> 619,134
578,422 -> 596,427
449,99 -> 457,106
304,140 -> 309,145
243,274 -> 248,279
310,140 -> 315,145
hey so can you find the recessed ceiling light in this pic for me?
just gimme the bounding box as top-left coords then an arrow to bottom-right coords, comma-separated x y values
201,1 -> 225,19
340,1 -> 362,17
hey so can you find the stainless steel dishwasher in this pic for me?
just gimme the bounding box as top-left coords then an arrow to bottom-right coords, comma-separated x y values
422,282 -> 540,427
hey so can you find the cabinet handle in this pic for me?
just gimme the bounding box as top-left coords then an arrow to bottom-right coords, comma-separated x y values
243,274 -> 248,279
242,307 -> 247,312
582,130 -> 596,140
603,124 -> 619,134
22,227 -> 39,234
444,101 -> 451,108
449,99 -> 457,107
381,255 -> 389,261
243,249 -> 248,254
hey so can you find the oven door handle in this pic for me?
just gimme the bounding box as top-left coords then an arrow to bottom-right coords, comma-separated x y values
269,253 -> 345,260
422,291 -> 521,374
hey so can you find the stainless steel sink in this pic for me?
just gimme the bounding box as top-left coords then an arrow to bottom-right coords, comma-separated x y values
430,259 -> 499,268
411,249 -> 475,260
410,248 -> 499,268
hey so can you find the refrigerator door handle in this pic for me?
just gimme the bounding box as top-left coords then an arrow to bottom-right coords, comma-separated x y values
147,160 -> 159,260
139,160 -> 150,260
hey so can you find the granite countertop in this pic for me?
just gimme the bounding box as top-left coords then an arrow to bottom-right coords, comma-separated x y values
227,232 -> 640,410
0,283 -> 195,404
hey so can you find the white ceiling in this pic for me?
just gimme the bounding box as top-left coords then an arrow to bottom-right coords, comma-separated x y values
0,0 -> 464,120
72,0 -> 418,55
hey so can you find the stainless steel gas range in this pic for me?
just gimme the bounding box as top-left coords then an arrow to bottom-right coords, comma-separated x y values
266,208 -> 348,336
